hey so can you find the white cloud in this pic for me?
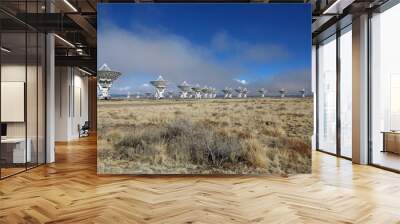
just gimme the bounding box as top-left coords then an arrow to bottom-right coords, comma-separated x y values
211,31 -> 290,63
98,24 -> 309,95
234,79 -> 247,85
98,25 -> 242,91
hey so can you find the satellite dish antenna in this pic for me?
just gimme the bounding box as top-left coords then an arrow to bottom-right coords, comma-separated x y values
222,87 -> 230,99
150,75 -> 168,99
192,84 -> 202,99
222,87 -> 233,98
97,63 -> 122,100
299,88 -> 306,98
177,81 -> 191,99
279,88 -> 286,98
202,86 -> 209,99
242,88 -> 248,98
228,88 -> 233,98
187,90 -> 194,98
257,88 -> 266,98
210,87 -> 217,98
235,87 -> 243,98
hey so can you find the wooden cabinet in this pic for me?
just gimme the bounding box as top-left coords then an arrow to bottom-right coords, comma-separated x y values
382,132 -> 400,154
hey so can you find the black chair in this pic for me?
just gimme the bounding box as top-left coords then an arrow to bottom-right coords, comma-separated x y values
79,121 -> 90,138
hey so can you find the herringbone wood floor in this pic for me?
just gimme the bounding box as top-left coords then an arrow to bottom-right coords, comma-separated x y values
1,135 -> 400,224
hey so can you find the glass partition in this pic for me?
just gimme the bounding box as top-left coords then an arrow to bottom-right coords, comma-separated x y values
1,31 -> 28,177
339,26 -> 352,158
0,2 -> 46,179
370,3 -> 400,171
317,35 -> 337,154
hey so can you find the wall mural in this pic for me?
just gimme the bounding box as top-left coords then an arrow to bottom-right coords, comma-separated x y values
97,4 -> 313,175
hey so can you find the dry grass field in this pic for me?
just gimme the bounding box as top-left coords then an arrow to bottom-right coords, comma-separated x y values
97,98 -> 313,175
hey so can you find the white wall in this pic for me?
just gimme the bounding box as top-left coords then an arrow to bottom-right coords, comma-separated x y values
71,72 -> 89,138
55,67 -> 89,141
55,66 -> 69,141
1,63 -> 46,164
1,64 -> 41,136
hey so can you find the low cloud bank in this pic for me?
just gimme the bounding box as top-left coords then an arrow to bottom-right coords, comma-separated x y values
98,25 -> 310,95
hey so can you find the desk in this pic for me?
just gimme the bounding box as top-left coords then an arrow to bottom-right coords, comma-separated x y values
1,138 -> 31,163
382,131 -> 400,154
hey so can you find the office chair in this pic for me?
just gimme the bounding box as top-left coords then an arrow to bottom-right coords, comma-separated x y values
79,121 -> 90,138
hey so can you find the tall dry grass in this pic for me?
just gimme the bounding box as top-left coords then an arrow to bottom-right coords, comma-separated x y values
98,98 -> 313,175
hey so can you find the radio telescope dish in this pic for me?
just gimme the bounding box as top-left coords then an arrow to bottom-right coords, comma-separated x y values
222,87 -> 233,98
209,87 -> 217,98
150,76 -> 168,99
279,88 -> 286,98
177,81 -> 191,98
192,84 -> 202,99
187,90 -> 194,98
235,87 -> 243,98
201,86 -> 210,99
97,64 -> 122,100
242,88 -> 248,98
299,88 -> 306,98
257,88 -> 266,98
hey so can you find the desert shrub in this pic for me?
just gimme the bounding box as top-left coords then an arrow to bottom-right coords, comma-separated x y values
106,130 -> 123,143
165,119 -> 244,167
261,125 -> 286,137
236,130 -> 253,139
200,118 -> 219,127
128,112 -> 137,120
241,138 -> 268,168
286,138 -> 311,156
276,103 -> 286,111
151,143 -> 168,165
106,115 -> 310,172
174,110 -> 184,116
112,118 -> 246,168
275,148 -> 311,174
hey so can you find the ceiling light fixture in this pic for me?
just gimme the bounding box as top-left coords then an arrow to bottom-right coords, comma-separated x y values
323,0 -> 341,14
78,67 -> 93,76
1,47 -> 11,53
63,0 -> 78,12
76,48 -> 84,55
322,0 -> 354,15
54,34 -> 75,48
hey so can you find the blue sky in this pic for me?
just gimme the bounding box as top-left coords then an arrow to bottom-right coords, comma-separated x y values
98,4 -> 311,95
